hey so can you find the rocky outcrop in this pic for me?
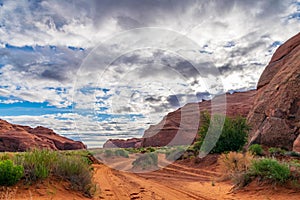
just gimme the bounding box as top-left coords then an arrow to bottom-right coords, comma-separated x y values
103,90 -> 256,148
103,138 -> 143,148
247,32 -> 300,151
142,90 -> 256,147
0,119 -> 86,152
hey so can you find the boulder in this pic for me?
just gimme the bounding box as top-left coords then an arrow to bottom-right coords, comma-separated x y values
247,32 -> 300,151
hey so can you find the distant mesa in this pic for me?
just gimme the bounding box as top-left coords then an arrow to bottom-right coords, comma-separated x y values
0,119 -> 86,152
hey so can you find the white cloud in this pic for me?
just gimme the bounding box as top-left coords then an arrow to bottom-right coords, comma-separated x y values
0,0 -> 300,146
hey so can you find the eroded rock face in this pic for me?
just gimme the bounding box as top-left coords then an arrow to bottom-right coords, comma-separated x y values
103,138 -> 143,148
0,119 -> 86,152
104,90 -> 256,148
142,91 -> 256,147
247,32 -> 300,151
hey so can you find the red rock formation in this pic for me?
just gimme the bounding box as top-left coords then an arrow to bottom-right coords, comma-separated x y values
247,32 -> 300,151
142,91 -> 256,147
0,119 -> 86,152
103,90 -> 256,148
103,138 -> 143,148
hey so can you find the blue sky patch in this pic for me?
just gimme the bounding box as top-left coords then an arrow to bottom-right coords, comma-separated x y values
0,101 -> 72,116
5,44 -> 34,52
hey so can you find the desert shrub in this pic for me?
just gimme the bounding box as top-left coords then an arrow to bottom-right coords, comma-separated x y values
104,149 -> 114,157
249,158 -> 290,184
268,147 -> 286,156
12,149 -> 96,197
115,149 -> 129,158
146,147 -> 156,152
15,149 -> 58,182
156,148 -> 167,154
165,146 -> 186,161
218,152 -> 253,177
195,112 -> 249,154
289,160 -> 300,178
0,153 -> 13,161
287,151 -> 300,157
54,155 -> 96,197
0,159 -> 24,186
125,148 -> 139,153
248,144 -> 263,156
132,152 -> 158,170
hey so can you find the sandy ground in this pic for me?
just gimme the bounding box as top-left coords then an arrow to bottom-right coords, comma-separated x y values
1,154 -> 300,200
92,155 -> 300,200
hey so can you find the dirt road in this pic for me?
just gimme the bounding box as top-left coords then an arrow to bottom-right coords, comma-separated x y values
93,158 -> 300,200
94,158 -> 231,200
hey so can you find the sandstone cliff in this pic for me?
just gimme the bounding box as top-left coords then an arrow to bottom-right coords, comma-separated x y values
0,119 -> 86,152
104,90 -> 256,148
247,32 -> 300,152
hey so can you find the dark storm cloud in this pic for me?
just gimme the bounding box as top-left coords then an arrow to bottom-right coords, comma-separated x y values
196,91 -> 211,101
145,96 -> 161,103
16,0 -> 288,34
41,69 -> 66,82
167,95 -> 180,107
0,45 -> 87,82
115,16 -> 143,29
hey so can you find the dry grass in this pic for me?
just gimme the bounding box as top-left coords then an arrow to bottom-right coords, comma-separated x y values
218,152 -> 254,180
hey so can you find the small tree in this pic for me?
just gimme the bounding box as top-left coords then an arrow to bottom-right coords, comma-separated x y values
195,112 -> 249,154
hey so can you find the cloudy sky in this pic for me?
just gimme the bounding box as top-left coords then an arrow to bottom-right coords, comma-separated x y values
0,0 -> 299,148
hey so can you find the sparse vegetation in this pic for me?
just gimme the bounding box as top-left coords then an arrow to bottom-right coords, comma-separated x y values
104,149 -> 114,157
103,149 -> 129,158
268,147 -> 286,156
218,151 -> 300,190
132,152 -> 158,170
218,152 -> 253,185
54,154 -> 96,197
248,144 -> 264,156
16,149 -> 58,182
0,149 -> 96,197
219,152 -> 254,175
165,146 -> 186,161
114,149 -> 129,158
194,112 -> 249,154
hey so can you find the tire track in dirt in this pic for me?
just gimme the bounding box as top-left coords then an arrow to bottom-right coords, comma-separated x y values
94,163 -> 217,200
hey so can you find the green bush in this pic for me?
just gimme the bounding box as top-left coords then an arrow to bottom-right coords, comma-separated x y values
195,112 -> 249,154
268,147 -> 286,156
249,158 -> 290,184
104,149 -> 114,157
0,159 -> 24,186
146,147 -> 156,152
115,149 -> 129,158
132,152 -> 158,170
248,144 -> 263,156
165,146 -> 185,161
